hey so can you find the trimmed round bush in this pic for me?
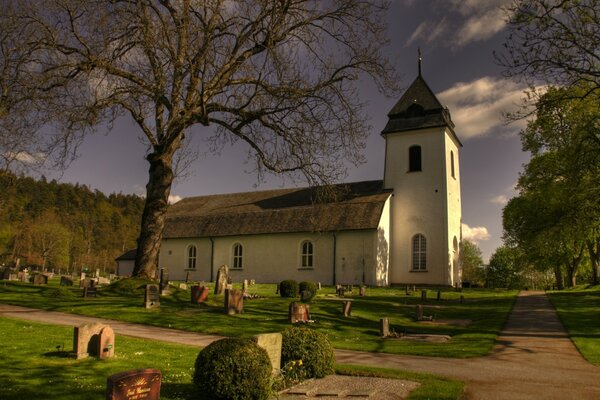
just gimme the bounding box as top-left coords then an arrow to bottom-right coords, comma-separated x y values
194,338 -> 272,400
298,281 -> 318,302
279,279 -> 299,298
281,327 -> 335,379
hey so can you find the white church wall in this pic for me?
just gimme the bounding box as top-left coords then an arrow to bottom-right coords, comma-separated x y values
384,127 -> 450,285
373,196 -> 391,286
445,132 -> 462,286
159,238 -> 213,281
335,230 -> 377,285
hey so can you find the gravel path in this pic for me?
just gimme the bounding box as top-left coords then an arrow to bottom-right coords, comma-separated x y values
1,291 -> 599,399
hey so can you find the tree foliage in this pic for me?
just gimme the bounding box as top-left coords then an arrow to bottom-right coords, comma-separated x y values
502,85 -> 600,287
487,246 -> 525,289
0,172 -> 143,272
497,0 -> 600,104
460,240 -> 485,287
1,1 -> 397,278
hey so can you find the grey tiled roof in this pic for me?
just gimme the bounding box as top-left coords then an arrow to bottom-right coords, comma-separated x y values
162,180 -> 392,238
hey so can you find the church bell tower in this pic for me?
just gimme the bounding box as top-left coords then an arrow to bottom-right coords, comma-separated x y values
382,53 -> 462,286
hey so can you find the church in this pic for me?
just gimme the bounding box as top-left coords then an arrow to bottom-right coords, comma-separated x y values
158,67 -> 462,287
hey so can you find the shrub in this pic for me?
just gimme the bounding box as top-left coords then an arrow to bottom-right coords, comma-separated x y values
194,338 -> 272,400
281,327 -> 335,379
298,281 -> 318,302
48,286 -> 76,299
104,277 -> 153,296
279,280 -> 299,298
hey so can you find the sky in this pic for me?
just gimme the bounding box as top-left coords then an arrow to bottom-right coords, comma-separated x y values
48,1 -> 531,263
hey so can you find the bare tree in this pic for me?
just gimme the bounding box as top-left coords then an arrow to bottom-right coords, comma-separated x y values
497,0 -> 600,101
3,1 -> 397,278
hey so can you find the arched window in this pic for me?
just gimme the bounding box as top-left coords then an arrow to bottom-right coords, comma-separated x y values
301,241 -> 314,268
232,243 -> 243,269
187,245 -> 197,269
408,145 -> 422,172
450,150 -> 455,178
412,234 -> 427,270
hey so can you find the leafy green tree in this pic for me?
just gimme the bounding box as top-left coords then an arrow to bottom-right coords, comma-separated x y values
460,240 -> 485,287
1,1 -> 397,278
487,246 -> 525,289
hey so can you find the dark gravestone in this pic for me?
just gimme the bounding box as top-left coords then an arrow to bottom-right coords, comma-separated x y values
342,300 -> 353,317
159,268 -> 169,295
460,295 -> 465,304
106,369 -> 161,400
191,285 -> 209,304
224,288 -> 244,315
300,290 -> 312,302
145,284 -> 160,309
437,290 -> 442,301
83,286 -> 97,298
416,304 -> 424,321
421,290 -> 427,301
214,265 -> 229,295
60,276 -> 74,286
380,318 -> 390,337
1,268 -> 10,280
335,284 -> 345,297
288,302 -> 311,323
33,274 -> 48,285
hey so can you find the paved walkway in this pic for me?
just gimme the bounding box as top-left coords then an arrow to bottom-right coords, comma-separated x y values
1,291 -> 599,399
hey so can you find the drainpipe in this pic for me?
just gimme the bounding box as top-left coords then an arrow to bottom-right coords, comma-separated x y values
209,237 -> 214,282
332,232 -> 337,285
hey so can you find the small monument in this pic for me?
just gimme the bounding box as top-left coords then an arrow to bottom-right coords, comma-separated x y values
437,290 -> 442,301
32,274 -> 48,285
214,265 -> 229,295
106,369 -> 161,400
380,318 -> 390,337
288,302 -> 311,323
191,285 -> 209,304
73,322 -> 115,359
224,288 -> 244,315
159,268 -> 169,295
342,300 -> 353,317
253,333 -> 282,374
145,284 -> 160,309
242,279 -> 249,295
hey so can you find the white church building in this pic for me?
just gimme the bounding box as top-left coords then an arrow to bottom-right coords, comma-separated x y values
158,69 -> 462,287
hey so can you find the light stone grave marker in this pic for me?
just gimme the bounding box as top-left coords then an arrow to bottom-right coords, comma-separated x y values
73,322 -> 115,359
253,333 -> 282,373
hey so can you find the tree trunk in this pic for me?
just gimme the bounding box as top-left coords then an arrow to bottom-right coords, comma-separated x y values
588,238 -> 599,286
553,265 -> 564,290
133,151 -> 175,279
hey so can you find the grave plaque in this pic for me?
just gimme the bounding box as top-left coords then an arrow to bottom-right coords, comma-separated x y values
380,318 -> 390,337
224,288 -> 243,315
253,333 -> 282,373
145,284 -> 160,309
214,265 -> 229,295
106,368 -> 161,400
288,302 -> 311,323
191,285 -> 209,304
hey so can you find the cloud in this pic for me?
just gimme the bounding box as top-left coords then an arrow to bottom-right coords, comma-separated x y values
406,18 -> 449,47
455,8 -> 507,47
168,194 -> 182,204
437,76 -> 529,139
4,151 -> 46,165
462,223 -> 491,242
490,194 -> 509,205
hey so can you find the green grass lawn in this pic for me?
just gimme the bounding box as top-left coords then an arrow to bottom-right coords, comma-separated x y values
0,317 -> 464,400
0,279 -> 517,358
548,285 -> 600,365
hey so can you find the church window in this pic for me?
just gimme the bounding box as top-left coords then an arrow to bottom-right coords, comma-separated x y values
187,245 -> 197,269
300,241 -> 314,268
450,150 -> 455,178
412,234 -> 427,270
232,243 -> 243,269
408,145 -> 422,172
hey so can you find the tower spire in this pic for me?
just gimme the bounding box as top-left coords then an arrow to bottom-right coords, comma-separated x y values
418,48 -> 422,76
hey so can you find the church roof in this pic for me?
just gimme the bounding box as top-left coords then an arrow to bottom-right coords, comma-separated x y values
163,180 -> 391,238
382,73 -> 462,146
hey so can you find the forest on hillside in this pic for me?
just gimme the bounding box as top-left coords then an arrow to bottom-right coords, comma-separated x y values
0,172 -> 144,274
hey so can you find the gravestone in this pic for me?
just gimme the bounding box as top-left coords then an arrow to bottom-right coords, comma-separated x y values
83,286 -> 97,298
380,318 -> 390,337
159,268 -> 169,295
179,283 -> 188,290
359,286 -> 366,297
342,300 -> 353,317
33,274 -> 48,285
79,272 -> 86,288
106,368 -> 161,400
18,271 -> 29,282
416,304 -> 424,321
421,290 -> 427,301
73,322 -> 115,359
191,285 -> 209,304
253,333 -> 282,373
145,284 -> 160,309
436,290 -> 441,301
317,282 -> 321,290
224,288 -> 243,315
214,265 -> 229,295
95,268 -> 100,278
250,279 -> 255,285
1,268 -> 10,280
405,285 -> 411,296
8,273 -> 17,281
336,284 -> 345,297
288,302 -> 311,323
242,279 -> 249,295
460,295 -> 465,304
60,276 -> 74,286
300,290 -> 313,302
98,276 -> 111,285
